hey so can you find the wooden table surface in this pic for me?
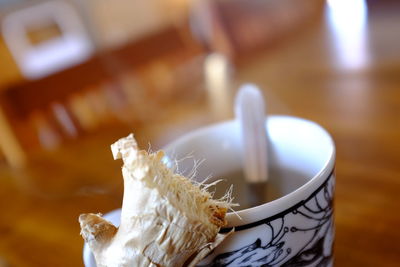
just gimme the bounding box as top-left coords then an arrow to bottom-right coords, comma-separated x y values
1,1 -> 400,266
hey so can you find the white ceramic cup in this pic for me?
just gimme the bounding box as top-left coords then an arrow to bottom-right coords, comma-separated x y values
83,115 -> 335,267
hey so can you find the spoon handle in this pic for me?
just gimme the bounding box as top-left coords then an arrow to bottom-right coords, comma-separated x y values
235,84 -> 269,183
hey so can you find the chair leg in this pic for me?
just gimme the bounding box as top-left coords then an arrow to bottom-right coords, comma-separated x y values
0,107 -> 26,168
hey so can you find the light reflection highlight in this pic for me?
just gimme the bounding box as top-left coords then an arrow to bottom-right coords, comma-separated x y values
326,0 -> 370,70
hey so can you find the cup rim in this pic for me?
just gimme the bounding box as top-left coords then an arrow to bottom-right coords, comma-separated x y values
163,115 -> 336,228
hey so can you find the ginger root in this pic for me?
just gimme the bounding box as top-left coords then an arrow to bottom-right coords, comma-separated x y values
79,134 -> 232,267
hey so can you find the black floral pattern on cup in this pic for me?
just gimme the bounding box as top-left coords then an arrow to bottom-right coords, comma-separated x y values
199,172 -> 335,267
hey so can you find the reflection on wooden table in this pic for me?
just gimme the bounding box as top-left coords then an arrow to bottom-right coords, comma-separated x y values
1,0 -> 400,266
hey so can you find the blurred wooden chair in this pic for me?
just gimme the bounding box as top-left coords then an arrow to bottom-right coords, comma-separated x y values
0,25 -> 204,168
189,0 -> 323,58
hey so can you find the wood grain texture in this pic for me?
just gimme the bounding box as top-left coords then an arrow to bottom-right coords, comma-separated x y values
0,1 -> 399,266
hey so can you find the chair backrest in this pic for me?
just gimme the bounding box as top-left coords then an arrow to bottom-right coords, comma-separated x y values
1,1 -> 94,79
